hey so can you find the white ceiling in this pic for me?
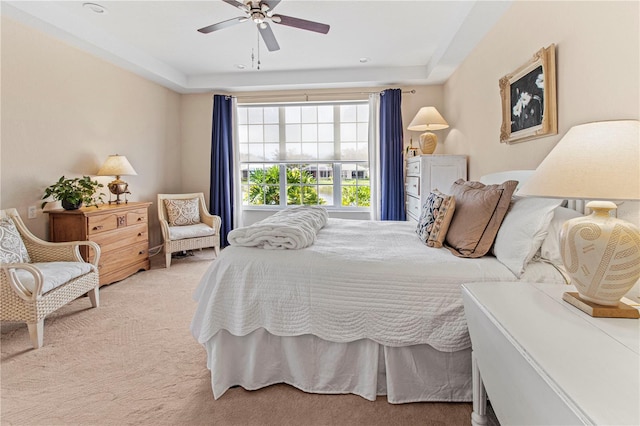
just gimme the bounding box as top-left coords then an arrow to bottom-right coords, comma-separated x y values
2,0 -> 512,93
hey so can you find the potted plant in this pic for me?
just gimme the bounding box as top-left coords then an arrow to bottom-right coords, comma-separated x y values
41,176 -> 105,210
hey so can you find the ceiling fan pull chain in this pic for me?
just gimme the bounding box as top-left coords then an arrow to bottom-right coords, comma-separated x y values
256,28 -> 261,70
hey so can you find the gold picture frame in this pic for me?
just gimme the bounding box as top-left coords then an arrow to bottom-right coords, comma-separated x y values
500,44 -> 557,144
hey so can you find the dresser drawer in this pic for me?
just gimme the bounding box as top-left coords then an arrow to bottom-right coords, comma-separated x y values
97,240 -> 149,275
87,207 -> 148,235
406,159 -> 420,176
406,176 -> 420,196
126,208 -> 148,226
89,223 -> 148,258
406,195 -> 421,221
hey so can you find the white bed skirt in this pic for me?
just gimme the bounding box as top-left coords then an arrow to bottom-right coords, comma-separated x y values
205,328 -> 472,404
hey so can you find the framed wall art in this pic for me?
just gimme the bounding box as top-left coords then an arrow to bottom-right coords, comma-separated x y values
500,44 -> 557,144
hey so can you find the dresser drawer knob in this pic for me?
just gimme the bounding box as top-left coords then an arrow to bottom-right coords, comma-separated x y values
139,250 -> 146,255
93,225 -> 103,231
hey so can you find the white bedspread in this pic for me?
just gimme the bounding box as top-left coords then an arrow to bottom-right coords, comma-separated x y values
227,205 -> 328,249
191,218 -> 565,352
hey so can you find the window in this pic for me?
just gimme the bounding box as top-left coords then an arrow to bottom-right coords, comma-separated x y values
237,102 -> 370,209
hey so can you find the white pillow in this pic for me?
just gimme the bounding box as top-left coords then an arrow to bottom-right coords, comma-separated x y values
493,197 -> 562,277
540,206 -> 583,267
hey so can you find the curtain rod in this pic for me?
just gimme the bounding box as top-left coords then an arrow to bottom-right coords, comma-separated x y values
224,89 -> 415,100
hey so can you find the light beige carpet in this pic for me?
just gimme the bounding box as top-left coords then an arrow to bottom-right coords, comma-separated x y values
2,249 -> 479,425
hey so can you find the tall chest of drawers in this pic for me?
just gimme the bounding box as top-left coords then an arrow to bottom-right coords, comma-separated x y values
405,155 -> 467,222
48,202 -> 152,286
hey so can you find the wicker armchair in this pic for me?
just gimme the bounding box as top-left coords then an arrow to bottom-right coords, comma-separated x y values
158,193 -> 221,268
0,208 -> 100,349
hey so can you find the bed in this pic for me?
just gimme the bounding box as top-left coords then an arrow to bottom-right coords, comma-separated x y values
190,171 -> 579,403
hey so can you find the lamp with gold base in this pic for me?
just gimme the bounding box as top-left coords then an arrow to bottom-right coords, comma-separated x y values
407,106 -> 449,154
518,120 -> 640,318
97,154 -> 138,205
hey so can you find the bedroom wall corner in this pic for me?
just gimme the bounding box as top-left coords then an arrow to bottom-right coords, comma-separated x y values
179,93 -> 214,207
442,0 -> 639,225
0,16 -> 183,246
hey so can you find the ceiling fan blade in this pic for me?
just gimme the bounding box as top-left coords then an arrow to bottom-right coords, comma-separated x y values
222,0 -> 249,11
263,0 -> 282,11
258,22 -> 280,52
272,14 -> 330,34
197,17 -> 246,34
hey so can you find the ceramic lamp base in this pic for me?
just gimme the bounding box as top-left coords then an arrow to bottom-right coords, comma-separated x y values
560,201 -> 640,306
419,132 -> 438,154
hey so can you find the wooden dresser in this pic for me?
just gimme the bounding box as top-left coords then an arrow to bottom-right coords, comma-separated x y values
405,154 -> 467,222
48,202 -> 152,286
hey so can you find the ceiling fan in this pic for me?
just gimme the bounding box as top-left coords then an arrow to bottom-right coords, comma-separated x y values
197,0 -> 330,52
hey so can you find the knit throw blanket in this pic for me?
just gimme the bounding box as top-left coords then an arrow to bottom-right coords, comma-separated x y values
228,206 -> 328,249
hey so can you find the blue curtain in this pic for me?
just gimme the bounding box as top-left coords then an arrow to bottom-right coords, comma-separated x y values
210,95 -> 234,247
379,88 -> 406,221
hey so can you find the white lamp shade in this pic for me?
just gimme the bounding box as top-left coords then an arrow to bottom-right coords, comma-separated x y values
518,120 -> 640,201
97,155 -> 138,177
407,107 -> 449,131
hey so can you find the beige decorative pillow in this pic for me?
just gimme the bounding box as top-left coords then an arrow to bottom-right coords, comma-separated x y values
426,194 -> 456,248
416,190 -> 456,248
0,217 -> 31,263
445,179 -> 518,258
164,198 -> 201,226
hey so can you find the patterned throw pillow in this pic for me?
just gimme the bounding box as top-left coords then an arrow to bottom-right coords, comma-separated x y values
416,190 -> 455,248
0,217 -> 31,264
164,198 -> 201,226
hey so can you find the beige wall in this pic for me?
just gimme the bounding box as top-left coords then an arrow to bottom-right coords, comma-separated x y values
180,94 -> 213,198
0,17 -> 182,246
442,0 -> 639,222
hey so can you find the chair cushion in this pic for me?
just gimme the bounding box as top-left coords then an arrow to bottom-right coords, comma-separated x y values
14,262 -> 95,294
0,217 -> 31,264
164,198 -> 201,226
168,223 -> 216,240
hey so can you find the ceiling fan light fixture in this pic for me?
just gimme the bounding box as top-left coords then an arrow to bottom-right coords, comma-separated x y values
270,15 -> 281,23
259,22 -> 268,29
251,12 -> 265,24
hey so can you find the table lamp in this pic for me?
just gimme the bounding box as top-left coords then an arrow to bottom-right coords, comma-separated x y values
97,154 -> 137,204
518,120 -> 640,317
407,106 -> 449,154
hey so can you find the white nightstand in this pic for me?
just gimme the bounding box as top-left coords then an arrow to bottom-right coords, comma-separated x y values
462,282 -> 640,426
